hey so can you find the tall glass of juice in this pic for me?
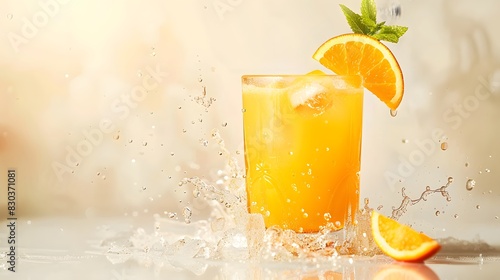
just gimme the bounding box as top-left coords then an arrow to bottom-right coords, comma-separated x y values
242,74 -> 363,233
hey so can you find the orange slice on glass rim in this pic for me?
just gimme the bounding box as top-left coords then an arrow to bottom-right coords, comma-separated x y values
371,211 -> 441,262
313,33 -> 404,110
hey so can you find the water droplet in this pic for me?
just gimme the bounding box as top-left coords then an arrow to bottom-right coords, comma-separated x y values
265,210 -> 271,217
447,177 -> 454,183
435,211 -> 440,216
465,162 -> 469,167
221,122 -> 228,127
495,216 -> 499,220
142,186 -> 147,191
303,213 -> 308,218
7,14 -> 13,20
198,77 -> 203,82
377,205 -> 383,210
476,205 -> 481,210
200,138 -> 209,147
454,214 -> 459,218
193,189 -> 200,198
183,207 -> 192,224
390,109 -> 397,117
440,142 -> 448,151
143,142 -> 148,146
485,168 -> 491,173
402,139 -> 409,144
241,108 -> 246,113
466,179 -> 476,191
166,212 -> 177,219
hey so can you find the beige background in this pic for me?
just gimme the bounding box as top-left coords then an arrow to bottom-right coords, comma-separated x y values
0,0 -> 499,243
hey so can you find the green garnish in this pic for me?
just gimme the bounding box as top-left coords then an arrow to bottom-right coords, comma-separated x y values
340,0 -> 408,43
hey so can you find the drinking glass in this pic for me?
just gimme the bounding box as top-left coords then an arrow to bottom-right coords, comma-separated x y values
242,74 -> 364,233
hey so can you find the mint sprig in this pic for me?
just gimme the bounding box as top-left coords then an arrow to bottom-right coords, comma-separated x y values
340,0 -> 408,43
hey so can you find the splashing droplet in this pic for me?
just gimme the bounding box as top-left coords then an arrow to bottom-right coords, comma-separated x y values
199,138 -> 209,147
440,142 -> 448,151
466,179 -> 476,191
183,207 -> 192,224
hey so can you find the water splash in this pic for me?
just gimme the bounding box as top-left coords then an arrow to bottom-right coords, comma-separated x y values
98,127 -> 468,266
391,177 -> 453,220
193,86 -> 216,110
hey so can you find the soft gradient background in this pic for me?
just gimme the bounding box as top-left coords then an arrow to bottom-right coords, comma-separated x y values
1,0 -> 499,244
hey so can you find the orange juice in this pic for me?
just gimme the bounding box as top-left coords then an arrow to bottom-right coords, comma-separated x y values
242,75 -> 363,233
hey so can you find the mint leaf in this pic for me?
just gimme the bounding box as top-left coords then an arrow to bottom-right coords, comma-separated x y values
340,4 -> 370,34
361,16 -> 376,29
380,25 -> 409,38
372,25 -> 408,43
371,32 -> 399,43
361,0 -> 377,23
340,0 -> 408,43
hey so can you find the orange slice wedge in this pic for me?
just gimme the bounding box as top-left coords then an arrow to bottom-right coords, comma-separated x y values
313,33 -> 404,110
371,211 -> 441,262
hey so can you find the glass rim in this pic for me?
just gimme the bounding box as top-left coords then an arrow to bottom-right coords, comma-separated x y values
242,74 -> 364,89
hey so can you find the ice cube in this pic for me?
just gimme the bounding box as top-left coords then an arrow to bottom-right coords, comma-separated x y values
289,82 -> 334,116
289,83 -> 328,108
